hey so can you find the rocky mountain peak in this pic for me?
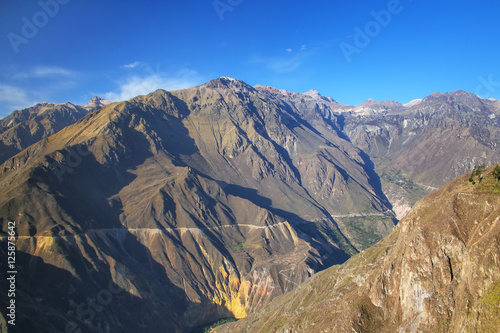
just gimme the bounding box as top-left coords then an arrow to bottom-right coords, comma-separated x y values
358,98 -> 402,107
83,96 -> 111,110
303,89 -> 320,98
446,89 -> 484,104
352,98 -> 404,115
420,90 -> 487,113
302,89 -> 336,103
89,96 -> 110,106
404,98 -> 423,108
203,76 -> 256,93
424,90 -> 476,102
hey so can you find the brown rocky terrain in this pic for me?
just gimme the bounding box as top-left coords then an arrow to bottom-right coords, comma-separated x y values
215,165 -> 500,333
344,91 -> 500,187
0,78 -> 394,332
0,97 -> 109,165
1,80 -> 499,332
343,90 -> 500,219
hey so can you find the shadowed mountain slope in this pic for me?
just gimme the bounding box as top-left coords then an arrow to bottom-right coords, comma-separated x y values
0,78 -> 394,332
215,165 -> 500,333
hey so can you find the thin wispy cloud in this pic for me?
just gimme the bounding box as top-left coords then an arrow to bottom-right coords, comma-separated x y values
121,61 -> 141,69
0,66 -> 80,117
105,69 -> 202,102
251,46 -> 315,74
269,57 -> 302,73
252,53 -> 309,74
0,85 -> 37,114
13,66 -> 77,80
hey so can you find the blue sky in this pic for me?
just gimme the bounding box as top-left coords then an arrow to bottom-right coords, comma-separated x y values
1,0 -> 499,117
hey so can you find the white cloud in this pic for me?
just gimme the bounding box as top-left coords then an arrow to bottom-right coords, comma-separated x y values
269,58 -> 302,73
0,85 -> 37,115
121,61 -> 141,69
13,66 -> 76,80
105,69 -> 201,102
0,85 -> 28,104
252,46 -> 313,73
253,54 -> 304,73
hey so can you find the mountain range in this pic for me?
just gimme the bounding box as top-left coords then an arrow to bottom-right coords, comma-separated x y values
0,78 -> 499,332
0,97 -> 110,165
343,90 -> 500,219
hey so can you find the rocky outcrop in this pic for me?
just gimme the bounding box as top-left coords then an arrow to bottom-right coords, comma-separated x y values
83,96 -> 111,111
216,166 -> 500,332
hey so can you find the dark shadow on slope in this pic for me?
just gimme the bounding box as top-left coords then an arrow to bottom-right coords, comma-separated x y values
0,239 -> 201,333
243,100 -> 304,184
186,210 -> 240,271
278,101 -> 324,138
12,106 -> 236,331
219,183 -> 306,223
216,182 -> 355,268
357,150 -> 394,216
0,222 -> 238,332
36,101 -> 202,232
331,113 -> 351,142
0,141 -> 20,165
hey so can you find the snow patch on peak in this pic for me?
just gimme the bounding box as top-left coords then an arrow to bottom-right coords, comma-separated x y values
404,99 -> 423,108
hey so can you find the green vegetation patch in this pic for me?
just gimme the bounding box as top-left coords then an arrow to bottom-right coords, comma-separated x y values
378,167 -> 433,206
479,280 -> 500,331
336,215 -> 394,251
231,241 -> 246,251
469,164 -> 486,185
189,318 -> 238,333
296,221 -> 358,257
470,165 -> 500,194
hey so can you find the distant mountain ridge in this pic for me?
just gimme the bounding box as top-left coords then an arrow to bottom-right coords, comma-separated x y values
0,97 -> 110,164
1,83 -> 498,225
343,89 -> 500,219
